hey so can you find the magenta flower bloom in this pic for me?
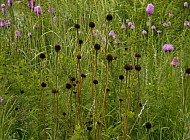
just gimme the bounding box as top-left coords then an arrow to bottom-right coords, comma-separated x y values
28,32 -> 32,37
34,6 -> 42,15
146,3 -> 154,16
6,20 -> 12,27
142,30 -> 147,35
184,2 -> 188,8
121,24 -> 126,29
162,44 -> 174,52
130,25 -> 135,30
1,4 -> 6,14
109,30 -> 115,37
128,22 -> 132,27
171,57 -> 179,67
28,0 -> 35,9
163,22 -> 168,27
53,17 -> 58,23
151,25 -> 156,30
8,0 -> 13,6
157,30 -> 162,35
15,30 -> 21,37
126,19 -> 130,23
0,20 -> 6,27
184,21 -> 190,27
48,7 -> 54,13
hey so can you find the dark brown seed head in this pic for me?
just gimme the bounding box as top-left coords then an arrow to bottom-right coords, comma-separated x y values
41,82 -> 47,87
74,23 -> 80,29
135,53 -> 141,58
73,91 -> 77,94
81,74 -> 86,78
124,64 -> 133,71
94,43 -> 100,50
106,54 -> 114,62
55,44 -> 61,52
52,88 -> 58,94
78,40 -> 83,45
135,64 -> 141,71
77,54 -> 81,59
139,103 -> 142,107
93,80 -> 98,84
89,22 -> 95,28
66,83 -> 72,89
106,14 -> 113,21
145,122 -> 152,129
73,83 -> 76,87
119,75 -> 124,80
63,112 -> 67,116
87,126 -> 93,131
119,98 -> 123,102
39,53 -> 45,59
106,88 -> 110,92
20,90 -> 24,94
69,76 -> 76,82
186,67 -> 190,74
97,121 -> 101,125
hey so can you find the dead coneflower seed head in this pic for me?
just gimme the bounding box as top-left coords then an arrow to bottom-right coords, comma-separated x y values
135,64 -> 141,71
94,43 -> 100,50
106,54 -> 114,62
78,40 -> 83,45
93,79 -> 98,84
106,14 -> 113,21
124,64 -> 133,71
39,53 -> 45,59
69,76 -> 76,82
41,82 -> 47,87
63,112 -> 67,116
55,44 -> 61,52
74,23 -> 80,29
97,121 -> 101,125
52,88 -> 58,94
145,122 -> 152,129
186,67 -> 190,75
66,83 -> 72,89
119,98 -> 123,102
89,22 -> 95,28
81,73 -> 86,78
119,75 -> 124,80
135,53 -> 141,58
87,126 -> 93,131
77,54 -> 82,59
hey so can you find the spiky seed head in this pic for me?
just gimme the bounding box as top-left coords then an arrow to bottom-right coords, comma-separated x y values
106,14 -> 113,21
89,22 -> 95,28
124,64 -> 133,71
135,64 -> 141,71
66,83 -> 72,89
55,44 -> 61,52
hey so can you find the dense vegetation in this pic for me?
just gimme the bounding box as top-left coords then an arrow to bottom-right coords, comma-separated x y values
0,0 -> 190,139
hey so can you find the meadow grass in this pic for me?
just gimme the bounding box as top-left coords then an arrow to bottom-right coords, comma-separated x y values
0,0 -> 190,139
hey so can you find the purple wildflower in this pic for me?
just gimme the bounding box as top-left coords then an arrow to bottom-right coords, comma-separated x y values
130,25 -> 135,30
184,21 -> 190,27
128,22 -> 132,27
142,30 -> 147,35
121,24 -> 126,29
0,20 -> 6,27
48,7 -> 54,13
53,17 -> 58,23
151,25 -> 156,30
162,44 -> 174,52
28,32 -> 32,37
28,0 -> 35,9
1,4 -> 6,14
8,0 -> 13,6
146,3 -> 154,16
109,30 -> 115,37
0,96 -> 3,103
184,2 -> 188,8
163,22 -> 168,27
126,19 -> 130,23
171,57 -> 179,67
157,30 -> 162,35
6,20 -> 12,27
15,30 -> 21,37
34,6 -> 42,15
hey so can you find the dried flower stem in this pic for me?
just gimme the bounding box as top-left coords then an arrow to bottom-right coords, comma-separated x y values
40,60 -> 47,140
